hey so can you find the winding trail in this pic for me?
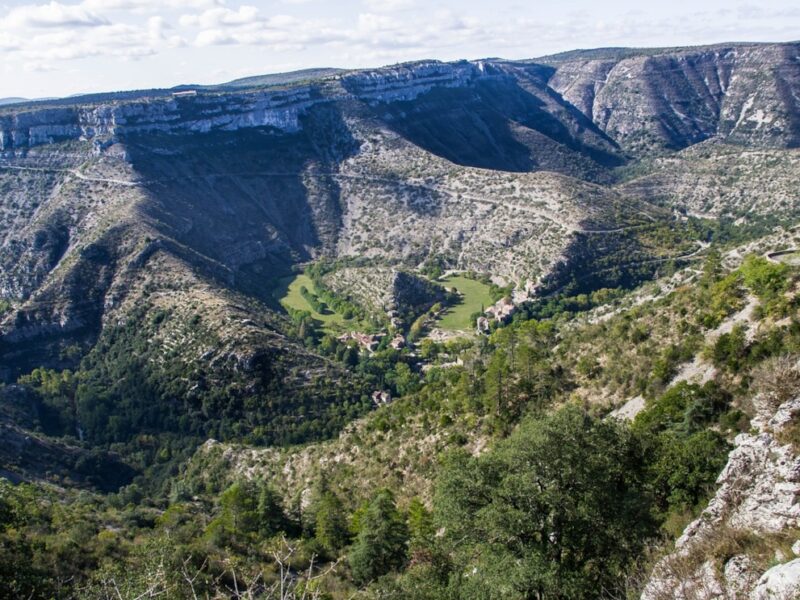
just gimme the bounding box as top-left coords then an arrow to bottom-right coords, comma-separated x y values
0,163 -> 140,187
0,162 -> 656,235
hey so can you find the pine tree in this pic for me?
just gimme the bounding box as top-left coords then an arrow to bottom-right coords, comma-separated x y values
314,490 -> 349,554
256,482 -> 288,538
348,489 -> 408,586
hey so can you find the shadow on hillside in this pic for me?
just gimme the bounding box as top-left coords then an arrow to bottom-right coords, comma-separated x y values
372,75 -> 624,175
123,104 -> 360,301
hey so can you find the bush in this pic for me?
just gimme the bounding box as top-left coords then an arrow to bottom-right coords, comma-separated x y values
710,324 -> 749,372
432,406 -> 654,599
751,355 -> 800,410
740,255 -> 790,301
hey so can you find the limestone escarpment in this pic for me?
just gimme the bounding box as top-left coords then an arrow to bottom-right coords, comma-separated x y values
2,43 -> 799,160
546,42 -> 800,153
0,61 -> 499,153
0,85 -> 327,151
0,58 -> 621,179
340,60 -> 481,103
641,393 -> 800,600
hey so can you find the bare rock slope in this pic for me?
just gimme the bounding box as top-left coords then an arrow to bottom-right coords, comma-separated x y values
642,392 -> 800,599
546,42 -> 800,154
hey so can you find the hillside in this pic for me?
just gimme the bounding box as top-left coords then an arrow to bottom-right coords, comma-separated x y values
4,226 -> 800,598
2,41 -> 800,599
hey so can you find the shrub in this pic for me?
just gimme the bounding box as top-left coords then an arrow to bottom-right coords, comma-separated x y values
751,355 -> 800,411
710,324 -> 749,372
740,255 -> 790,301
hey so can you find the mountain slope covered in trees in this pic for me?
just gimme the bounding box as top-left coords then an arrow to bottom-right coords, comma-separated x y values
2,41 -> 800,599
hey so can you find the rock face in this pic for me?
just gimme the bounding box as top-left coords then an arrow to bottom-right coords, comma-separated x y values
3,42 -> 798,158
546,42 -> 800,153
0,61 -> 488,151
641,394 -> 800,599
753,559 -> 800,599
0,59 -> 625,180
0,86 -> 325,151
340,60 -> 480,103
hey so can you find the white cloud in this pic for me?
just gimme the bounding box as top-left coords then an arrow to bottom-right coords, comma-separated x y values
180,6 -> 263,28
23,60 -> 56,72
0,0 -> 200,64
82,0 -> 222,12
24,23 -> 163,60
362,0 -> 416,12
0,32 -> 22,51
2,1 -> 108,29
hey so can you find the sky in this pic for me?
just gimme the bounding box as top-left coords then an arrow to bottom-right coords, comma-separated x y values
1,0 -> 799,98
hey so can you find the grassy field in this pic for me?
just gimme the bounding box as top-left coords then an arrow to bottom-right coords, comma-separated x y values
274,274 -> 348,330
436,275 -> 494,332
273,273 -> 344,327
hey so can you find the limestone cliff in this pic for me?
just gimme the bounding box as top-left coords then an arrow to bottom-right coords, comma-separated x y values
546,42 -> 800,153
642,391 -> 800,599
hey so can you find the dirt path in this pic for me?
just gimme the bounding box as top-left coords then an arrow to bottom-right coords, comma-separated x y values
0,163 -> 140,187
0,162 -> 654,235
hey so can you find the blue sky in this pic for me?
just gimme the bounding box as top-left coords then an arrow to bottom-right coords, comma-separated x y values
1,0 -> 799,98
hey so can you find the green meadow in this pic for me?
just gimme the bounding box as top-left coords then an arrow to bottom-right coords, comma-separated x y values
436,275 -> 494,332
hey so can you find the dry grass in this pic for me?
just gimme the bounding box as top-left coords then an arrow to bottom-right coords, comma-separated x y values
646,524 -> 800,600
752,355 -> 800,412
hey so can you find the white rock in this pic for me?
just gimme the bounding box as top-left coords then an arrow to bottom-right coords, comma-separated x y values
641,397 -> 800,599
725,555 -> 759,598
608,395 -> 645,421
753,558 -> 800,600
0,61 -> 496,151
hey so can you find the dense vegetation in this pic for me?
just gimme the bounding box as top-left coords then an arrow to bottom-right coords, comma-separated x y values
2,249 -> 799,599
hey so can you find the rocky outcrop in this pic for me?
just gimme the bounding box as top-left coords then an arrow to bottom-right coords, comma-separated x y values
548,58 -> 618,122
0,85 -> 327,151
641,393 -> 800,599
0,61 -> 493,152
754,559 -> 800,599
547,42 -> 800,153
3,43 -> 798,156
340,60 -> 481,104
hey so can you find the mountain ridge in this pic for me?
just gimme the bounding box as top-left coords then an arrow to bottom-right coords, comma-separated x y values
0,39 -> 798,458
2,41 -> 798,155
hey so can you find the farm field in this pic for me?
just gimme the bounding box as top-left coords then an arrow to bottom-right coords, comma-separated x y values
274,274 -> 351,331
435,275 -> 494,332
